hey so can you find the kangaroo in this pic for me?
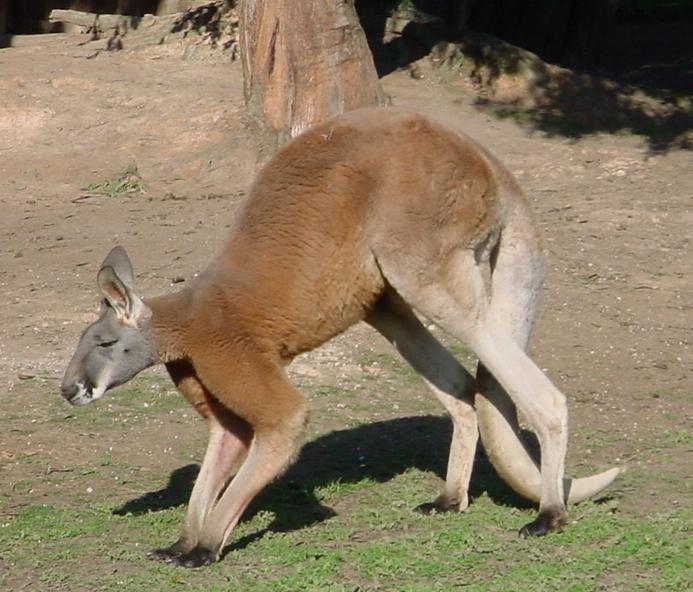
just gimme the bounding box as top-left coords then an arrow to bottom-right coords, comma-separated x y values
61,108 -> 620,568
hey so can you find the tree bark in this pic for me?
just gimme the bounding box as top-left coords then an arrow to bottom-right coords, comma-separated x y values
240,0 -> 386,151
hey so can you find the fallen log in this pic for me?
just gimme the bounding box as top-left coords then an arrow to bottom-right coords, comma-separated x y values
48,9 -> 176,32
47,3 -> 237,55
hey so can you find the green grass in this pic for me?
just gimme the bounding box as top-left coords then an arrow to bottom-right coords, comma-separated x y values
85,164 -> 144,198
3,364 -> 690,590
1,478 -> 690,591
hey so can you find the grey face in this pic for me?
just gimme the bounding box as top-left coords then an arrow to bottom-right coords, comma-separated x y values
60,304 -> 156,406
61,245 -> 156,406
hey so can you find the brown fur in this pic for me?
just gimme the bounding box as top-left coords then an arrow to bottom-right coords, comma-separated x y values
140,109 -> 522,564
150,109 -> 500,373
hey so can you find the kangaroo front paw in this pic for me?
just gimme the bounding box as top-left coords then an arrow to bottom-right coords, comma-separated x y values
413,494 -> 462,515
167,546 -> 217,568
519,507 -> 568,537
414,492 -> 469,515
147,538 -> 191,561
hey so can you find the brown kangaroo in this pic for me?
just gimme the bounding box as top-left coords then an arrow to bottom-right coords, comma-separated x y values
61,108 -> 620,568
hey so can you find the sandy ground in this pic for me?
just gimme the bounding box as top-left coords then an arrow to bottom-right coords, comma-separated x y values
0,31 -> 691,525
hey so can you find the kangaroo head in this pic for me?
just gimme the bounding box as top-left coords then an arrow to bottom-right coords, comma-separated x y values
61,246 -> 157,406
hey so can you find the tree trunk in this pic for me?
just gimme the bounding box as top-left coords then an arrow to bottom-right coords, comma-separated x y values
240,0 -> 387,152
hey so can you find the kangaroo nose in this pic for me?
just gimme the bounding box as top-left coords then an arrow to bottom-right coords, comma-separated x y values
61,383 -> 78,401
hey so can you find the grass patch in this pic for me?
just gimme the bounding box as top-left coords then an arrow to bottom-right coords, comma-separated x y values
85,164 -> 144,197
358,349 -> 420,381
1,487 -> 690,591
4,358 -> 691,590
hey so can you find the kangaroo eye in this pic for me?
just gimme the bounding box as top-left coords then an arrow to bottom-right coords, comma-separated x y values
97,340 -> 118,348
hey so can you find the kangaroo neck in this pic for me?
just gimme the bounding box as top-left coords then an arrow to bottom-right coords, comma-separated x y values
145,290 -> 194,364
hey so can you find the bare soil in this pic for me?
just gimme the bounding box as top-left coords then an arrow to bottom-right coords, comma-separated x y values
0,26 -> 691,573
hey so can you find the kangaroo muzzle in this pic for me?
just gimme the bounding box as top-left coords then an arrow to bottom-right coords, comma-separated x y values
60,376 -> 99,406
60,382 -> 79,401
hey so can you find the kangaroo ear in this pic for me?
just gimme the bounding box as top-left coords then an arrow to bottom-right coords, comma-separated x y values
97,247 -> 146,324
100,246 -> 135,289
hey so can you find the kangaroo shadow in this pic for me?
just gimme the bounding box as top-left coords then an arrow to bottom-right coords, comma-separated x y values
113,463 -> 200,516
113,415 -> 536,551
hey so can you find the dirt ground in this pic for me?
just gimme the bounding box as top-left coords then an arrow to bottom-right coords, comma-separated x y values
0,25 -> 691,587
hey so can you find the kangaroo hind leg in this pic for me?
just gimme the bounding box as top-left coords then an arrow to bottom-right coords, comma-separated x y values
475,218 -> 619,534
366,292 -> 478,513
473,221 -> 570,535
377,246 -> 569,535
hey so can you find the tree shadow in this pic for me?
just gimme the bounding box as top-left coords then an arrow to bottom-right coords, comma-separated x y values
458,31 -> 693,154
355,2 -> 692,154
113,415 -> 535,551
357,0 -> 435,77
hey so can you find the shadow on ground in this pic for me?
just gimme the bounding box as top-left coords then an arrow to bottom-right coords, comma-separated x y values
357,3 -> 692,153
113,415 -> 534,551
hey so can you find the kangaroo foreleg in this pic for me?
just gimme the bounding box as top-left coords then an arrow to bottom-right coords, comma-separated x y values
168,362 -> 309,568
149,415 -> 252,561
150,363 -> 253,561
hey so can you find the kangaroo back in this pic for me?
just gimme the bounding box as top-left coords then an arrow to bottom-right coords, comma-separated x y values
203,109 -> 505,357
